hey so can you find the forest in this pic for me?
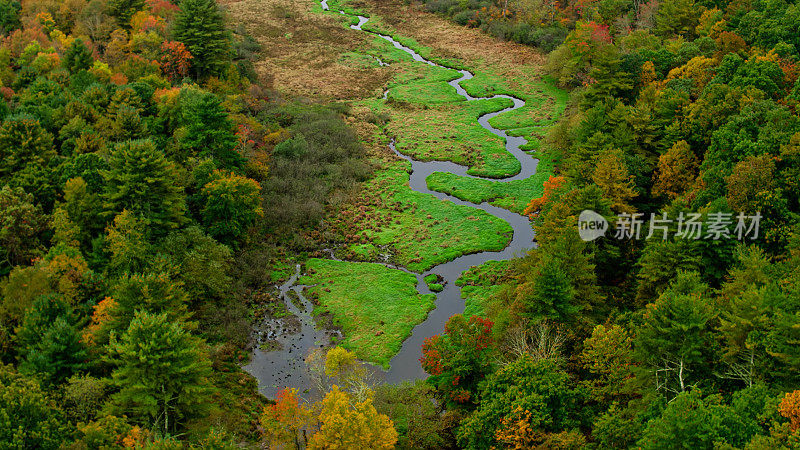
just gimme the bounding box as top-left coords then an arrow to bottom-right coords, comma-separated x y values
0,0 -> 799,447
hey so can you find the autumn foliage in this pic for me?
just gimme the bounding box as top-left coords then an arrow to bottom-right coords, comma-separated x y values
160,41 -> 193,81
523,175 -> 566,218
780,390 -> 800,432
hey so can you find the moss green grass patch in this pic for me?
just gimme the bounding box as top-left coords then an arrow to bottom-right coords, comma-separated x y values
360,159 -> 512,271
387,82 -> 464,104
426,149 -> 557,214
460,72 -> 568,130
424,273 -> 444,292
299,258 -> 435,368
457,260 -> 512,318
386,98 -> 521,178
329,157 -> 513,272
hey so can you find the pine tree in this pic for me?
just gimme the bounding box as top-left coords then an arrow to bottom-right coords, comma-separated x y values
94,272 -> 191,347
101,139 -> 186,235
173,0 -> 231,78
20,317 -> 88,384
108,311 -> 213,434
63,39 -> 94,73
16,294 -> 87,384
635,271 -> 716,396
0,185 -> 47,268
109,311 -> 212,434
582,48 -> 633,105
522,263 -> 578,323
177,92 -> 244,169
0,114 -> 55,180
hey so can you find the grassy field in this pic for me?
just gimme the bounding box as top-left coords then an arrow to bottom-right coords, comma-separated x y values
299,258 -> 435,368
329,157 -> 513,272
456,260 -> 512,318
385,98 -> 522,178
461,72 -> 568,131
426,149 -> 558,214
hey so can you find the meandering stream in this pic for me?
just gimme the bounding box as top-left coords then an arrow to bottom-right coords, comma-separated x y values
244,1 -> 538,397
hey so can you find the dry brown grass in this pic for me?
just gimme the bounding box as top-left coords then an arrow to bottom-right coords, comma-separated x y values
225,0 -> 546,101
350,0 -> 546,80
225,0 -> 392,99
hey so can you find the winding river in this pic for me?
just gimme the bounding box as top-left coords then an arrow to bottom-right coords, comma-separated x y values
244,0 -> 539,397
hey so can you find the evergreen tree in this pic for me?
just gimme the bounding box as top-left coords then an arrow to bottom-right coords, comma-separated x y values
635,271 -> 716,396
94,272 -> 191,347
107,310 -> 213,434
19,316 -> 88,384
638,390 -> 724,449
63,39 -> 93,73
0,364 -> 67,449
0,0 -> 21,34
582,48 -> 633,105
177,91 -> 244,169
0,114 -> 55,180
107,0 -> 145,28
173,0 -> 231,78
0,185 -> 47,268
16,294 -> 88,383
522,263 -> 577,323
101,139 -> 186,235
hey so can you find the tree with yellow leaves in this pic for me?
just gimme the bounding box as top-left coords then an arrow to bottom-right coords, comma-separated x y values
652,140 -> 699,200
308,385 -> 398,450
591,149 -> 637,214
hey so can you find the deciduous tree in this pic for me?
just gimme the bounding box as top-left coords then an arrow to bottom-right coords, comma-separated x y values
308,385 -> 397,450
259,388 -> 312,449
652,140 -> 699,200
420,314 -> 494,409
199,171 -> 262,246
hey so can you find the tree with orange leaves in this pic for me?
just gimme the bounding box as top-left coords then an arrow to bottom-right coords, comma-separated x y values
160,41 -> 192,82
83,296 -> 118,346
259,388 -> 312,449
780,390 -> 800,432
523,175 -> 567,219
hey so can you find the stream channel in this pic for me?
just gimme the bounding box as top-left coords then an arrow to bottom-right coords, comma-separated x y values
244,1 -> 540,398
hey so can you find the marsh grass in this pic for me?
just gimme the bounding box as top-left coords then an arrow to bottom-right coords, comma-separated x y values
456,260 -> 511,318
299,258 -> 436,368
425,146 -> 559,213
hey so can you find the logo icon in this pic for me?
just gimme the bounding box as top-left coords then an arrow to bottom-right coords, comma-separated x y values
578,210 -> 608,241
